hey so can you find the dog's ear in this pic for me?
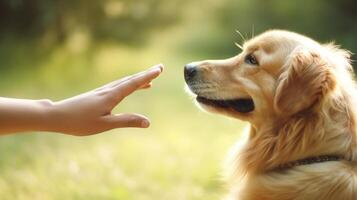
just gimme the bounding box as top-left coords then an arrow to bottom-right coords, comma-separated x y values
274,48 -> 336,115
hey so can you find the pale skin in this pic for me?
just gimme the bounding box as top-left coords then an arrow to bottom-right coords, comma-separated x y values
0,64 -> 164,136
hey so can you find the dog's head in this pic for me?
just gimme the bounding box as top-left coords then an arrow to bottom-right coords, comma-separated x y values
184,30 -> 351,126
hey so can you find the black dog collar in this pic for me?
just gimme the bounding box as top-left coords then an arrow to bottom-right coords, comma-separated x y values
275,155 -> 344,171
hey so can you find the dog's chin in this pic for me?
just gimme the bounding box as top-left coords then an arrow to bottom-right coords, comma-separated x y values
196,96 -> 255,113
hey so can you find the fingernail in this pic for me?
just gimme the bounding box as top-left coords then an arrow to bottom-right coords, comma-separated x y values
150,64 -> 163,72
157,64 -> 164,72
141,119 -> 150,128
149,67 -> 161,73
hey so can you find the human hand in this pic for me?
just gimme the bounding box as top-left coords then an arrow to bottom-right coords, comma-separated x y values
46,64 -> 164,136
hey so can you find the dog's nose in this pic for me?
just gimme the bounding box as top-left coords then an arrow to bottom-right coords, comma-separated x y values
184,63 -> 197,82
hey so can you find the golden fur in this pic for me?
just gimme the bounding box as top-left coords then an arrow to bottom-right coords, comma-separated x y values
186,30 -> 357,200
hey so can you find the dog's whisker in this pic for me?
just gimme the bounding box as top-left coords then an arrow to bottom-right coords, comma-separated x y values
235,42 -> 243,50
235,29 -> 246,51
236,29 -> 247,42
251,24 -> 255,39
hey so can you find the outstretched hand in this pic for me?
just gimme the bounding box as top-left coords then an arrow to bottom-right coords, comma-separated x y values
0,64 -> 164,136
50,64 -> 164,136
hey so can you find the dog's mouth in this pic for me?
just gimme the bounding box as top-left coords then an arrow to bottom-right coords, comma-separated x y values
196,96 -> 255,113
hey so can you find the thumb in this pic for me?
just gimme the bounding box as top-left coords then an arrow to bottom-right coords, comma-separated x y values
104,113 -> 150,128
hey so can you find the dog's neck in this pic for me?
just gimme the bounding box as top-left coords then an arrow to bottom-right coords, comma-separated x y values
238,99 -> 357,175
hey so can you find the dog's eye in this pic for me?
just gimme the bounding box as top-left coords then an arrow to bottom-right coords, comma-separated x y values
245,54 -> 259,65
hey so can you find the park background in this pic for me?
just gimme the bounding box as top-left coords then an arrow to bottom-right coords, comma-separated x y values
0,0 -> 356,199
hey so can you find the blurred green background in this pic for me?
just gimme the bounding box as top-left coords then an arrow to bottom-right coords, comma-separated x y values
0,0 -> 356,199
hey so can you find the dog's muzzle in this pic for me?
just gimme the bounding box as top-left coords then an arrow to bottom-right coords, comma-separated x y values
184,63 -> 255,113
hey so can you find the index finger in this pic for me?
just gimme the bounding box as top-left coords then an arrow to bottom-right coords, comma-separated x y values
113,66 -> 163,100
95,64 -> 163,92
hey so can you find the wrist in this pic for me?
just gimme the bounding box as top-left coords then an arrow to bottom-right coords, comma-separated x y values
35,99 -> 59,132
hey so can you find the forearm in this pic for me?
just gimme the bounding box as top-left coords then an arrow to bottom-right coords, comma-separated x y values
0,97 -> 55,134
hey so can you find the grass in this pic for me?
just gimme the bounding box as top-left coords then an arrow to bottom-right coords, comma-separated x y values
0,19 -> 247,200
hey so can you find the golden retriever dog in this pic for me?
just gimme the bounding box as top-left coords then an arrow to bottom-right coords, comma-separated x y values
184,30 -> 357,200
